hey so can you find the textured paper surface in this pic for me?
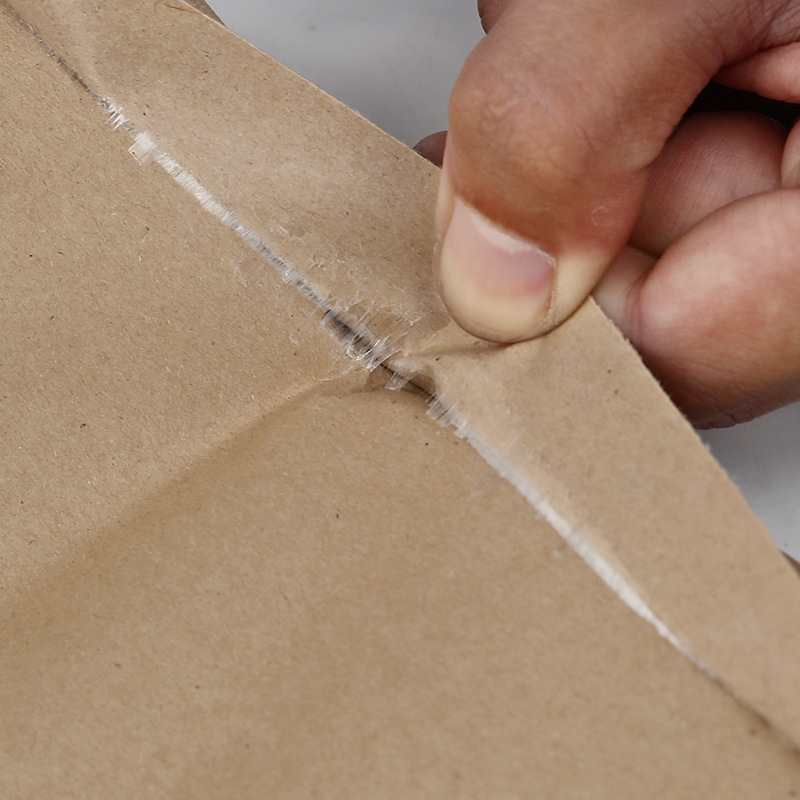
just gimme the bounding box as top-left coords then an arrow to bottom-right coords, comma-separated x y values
2,0 -> 800,795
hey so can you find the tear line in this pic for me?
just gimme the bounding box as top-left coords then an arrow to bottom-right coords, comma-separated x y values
2,2 -> 393,373
15,6 -> 791,745
119,119 -> 404,372
435,398 -> 799,751
432,401 -> 693,655
28,17 -> 699,666
119,94 -> 698,666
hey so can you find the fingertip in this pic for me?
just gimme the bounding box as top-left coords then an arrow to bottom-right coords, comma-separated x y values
434,170 -> 609,343
413,131 -> 448,168
592,246 -> 654,333
782,120 -> 800,188
436,192 -> 556,342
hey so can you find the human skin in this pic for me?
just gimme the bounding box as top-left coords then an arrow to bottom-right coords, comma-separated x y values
418,0 -> 800,428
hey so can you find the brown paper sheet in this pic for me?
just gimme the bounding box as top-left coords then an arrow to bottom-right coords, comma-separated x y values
2,0 -> 800,794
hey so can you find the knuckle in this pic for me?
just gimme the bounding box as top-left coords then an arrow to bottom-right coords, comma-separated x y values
449,54 -> 590,186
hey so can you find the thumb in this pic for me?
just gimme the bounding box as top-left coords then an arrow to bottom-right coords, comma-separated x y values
435,0 -> 787,342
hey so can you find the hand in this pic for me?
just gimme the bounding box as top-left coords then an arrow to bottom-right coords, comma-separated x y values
419,0 -> 800,428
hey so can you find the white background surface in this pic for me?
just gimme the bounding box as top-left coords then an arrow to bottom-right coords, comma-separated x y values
209,0 -> 800,559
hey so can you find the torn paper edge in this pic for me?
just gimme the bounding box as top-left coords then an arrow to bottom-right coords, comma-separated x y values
428,397 -> 793,751
429,399 -> 691,653
2,1 -> 399,376
8,2 -> 794,752
121,125 -> 405,372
